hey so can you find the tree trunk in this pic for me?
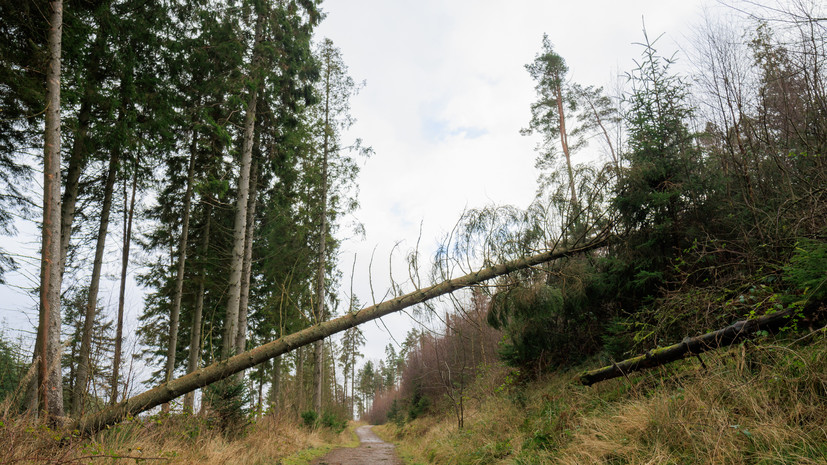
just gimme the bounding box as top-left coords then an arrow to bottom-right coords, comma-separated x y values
58,27 -> 108,277
184,207 -> 211,412
73,235 -> 608,434
72,147 -> 119,416
223,14 -> 263,360
236,160 -> 258,357
27,12 -> 106,414
578,309 -> 795,386
37,0 -> 64,422
351,354 -> 355,419
163,137 -> 197,411
554,73 -> 578,206
329,340 -> 337,405
313,51 -> 333,415
296,346 -> 304,412
110,164 -> 137,405
270,355 -> 280,413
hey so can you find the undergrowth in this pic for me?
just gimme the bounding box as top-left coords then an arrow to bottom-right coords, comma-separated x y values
0,410 -> 357,465
377,331 -> 827,465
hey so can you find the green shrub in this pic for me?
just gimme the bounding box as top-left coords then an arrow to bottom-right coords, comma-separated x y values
203,377 -> 249,437
784,239 -> 827,303
320,411 -> 347,433
300,410 -> 318,428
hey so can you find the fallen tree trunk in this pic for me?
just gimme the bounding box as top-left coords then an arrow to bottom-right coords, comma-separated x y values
75,231 -> 609,435
578,309 -> 794,386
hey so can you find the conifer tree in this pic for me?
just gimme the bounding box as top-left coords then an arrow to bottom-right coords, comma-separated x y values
38,0 -> 65,421
524,35 -> 578,205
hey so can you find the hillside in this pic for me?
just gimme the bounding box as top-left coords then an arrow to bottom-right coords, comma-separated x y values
374,333 -> 827,464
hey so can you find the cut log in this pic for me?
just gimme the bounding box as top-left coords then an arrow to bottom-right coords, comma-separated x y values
578,309 -> 794,386
74,232 -> 609,435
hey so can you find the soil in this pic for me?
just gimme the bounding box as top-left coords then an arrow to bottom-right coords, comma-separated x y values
311,425 -> 402,465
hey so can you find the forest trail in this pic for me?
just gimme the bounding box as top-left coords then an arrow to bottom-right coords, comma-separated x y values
311,425 -> 402,465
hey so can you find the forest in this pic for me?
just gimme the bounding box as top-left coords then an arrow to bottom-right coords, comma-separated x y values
0,0 -> 826,463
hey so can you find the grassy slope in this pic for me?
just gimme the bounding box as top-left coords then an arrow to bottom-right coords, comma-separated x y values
376,332 -> 827,465
0,412 -> 360,464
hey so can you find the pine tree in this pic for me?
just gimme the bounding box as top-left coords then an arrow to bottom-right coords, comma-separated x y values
523,34 -> 578,205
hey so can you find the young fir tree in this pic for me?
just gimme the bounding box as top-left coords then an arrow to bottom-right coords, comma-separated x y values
612,30 -> 706,299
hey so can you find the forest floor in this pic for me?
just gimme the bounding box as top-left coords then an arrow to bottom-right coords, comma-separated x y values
311,425 -> 402,465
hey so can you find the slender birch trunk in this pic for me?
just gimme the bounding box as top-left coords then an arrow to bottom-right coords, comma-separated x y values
37,0 -> 64,421
72,147 -> 119,416
110,163 -> 137,405
184,207 -> 211,412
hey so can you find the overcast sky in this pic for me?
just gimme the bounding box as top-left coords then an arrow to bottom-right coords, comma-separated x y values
313,0 -> 723,361
0,0 -> 733,380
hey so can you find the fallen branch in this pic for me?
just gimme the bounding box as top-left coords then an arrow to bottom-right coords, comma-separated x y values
75,231 -> 610,435
578,309 -> 794,386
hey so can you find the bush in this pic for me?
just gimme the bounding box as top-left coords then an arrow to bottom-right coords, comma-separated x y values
203,377 -> 249,437
784,239 -> 827,303
320,411 -> 347,433
300,410 -> 317,428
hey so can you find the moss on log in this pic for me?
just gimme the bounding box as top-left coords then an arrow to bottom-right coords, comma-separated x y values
578,309 -> 794,386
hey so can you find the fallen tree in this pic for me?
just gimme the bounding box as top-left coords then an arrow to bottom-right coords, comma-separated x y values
578,309 -> 795,386
74,231 -> 610,435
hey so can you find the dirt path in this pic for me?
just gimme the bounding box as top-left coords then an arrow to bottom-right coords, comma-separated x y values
311,425 -> 402,465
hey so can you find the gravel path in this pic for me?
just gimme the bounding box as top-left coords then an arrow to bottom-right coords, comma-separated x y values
311,425 -> 402,465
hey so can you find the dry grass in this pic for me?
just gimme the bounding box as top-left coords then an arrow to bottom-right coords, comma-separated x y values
380,334 -> 827,464
0,410 -> 353,465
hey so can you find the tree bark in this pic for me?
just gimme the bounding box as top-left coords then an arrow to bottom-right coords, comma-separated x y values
110,164 -> 138,404
313,47 -> 333,415
236,160 -> 258,357
37,0 -> 65,422
163,137 -> 197,411
553,72 -> 577,205
184,207 -> 211,412
27,19 -> 108,414
223,15 -> 263,359
578,309 -> 795,386
72,147 -> 120,416
73,234 -> 608,434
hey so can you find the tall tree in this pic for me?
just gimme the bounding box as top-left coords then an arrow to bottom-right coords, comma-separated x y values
222,11 -> 264,360
338,319 -> 365,417
110,163 -> 138,405
164,127 -> 197,402
524,34 -> 578,205
71,55 -> 133,414
183,205 -> 212,412
310,37 -> 367,414
37,0 -> 65,421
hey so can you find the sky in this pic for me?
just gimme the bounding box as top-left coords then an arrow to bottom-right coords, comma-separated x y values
0,0 -> 733,387
313,0 -> 722,361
